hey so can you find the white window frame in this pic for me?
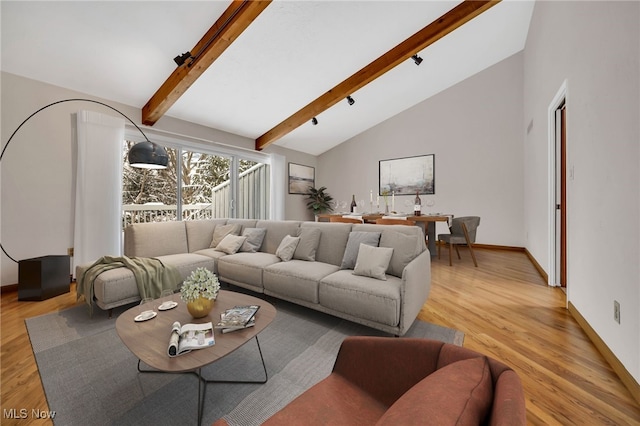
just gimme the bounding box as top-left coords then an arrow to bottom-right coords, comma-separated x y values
124,126 -> 279,219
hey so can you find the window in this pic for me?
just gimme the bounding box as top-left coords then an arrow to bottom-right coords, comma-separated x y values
122,129 -> 273,227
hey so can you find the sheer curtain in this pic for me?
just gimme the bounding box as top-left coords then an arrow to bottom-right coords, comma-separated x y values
73,110 -> 123,270
269,153 -> 285,220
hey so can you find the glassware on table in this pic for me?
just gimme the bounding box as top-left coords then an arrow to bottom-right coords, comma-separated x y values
158,289 -> 175,309
138,297 -> 155,317
425,199 -> 435,214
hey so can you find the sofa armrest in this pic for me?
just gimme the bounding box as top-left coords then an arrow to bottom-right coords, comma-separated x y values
332,336 -> 444,407
397,249 -> 431,335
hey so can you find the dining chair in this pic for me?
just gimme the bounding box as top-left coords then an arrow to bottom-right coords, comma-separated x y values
437,216 -> 480,267
375,218 -> 417,226
330,216 -> 364,224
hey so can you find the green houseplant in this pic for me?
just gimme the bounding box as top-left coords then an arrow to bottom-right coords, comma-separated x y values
305,186 -> 334,216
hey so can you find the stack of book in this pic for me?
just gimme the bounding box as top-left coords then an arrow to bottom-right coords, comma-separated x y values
215,304 -> 260,333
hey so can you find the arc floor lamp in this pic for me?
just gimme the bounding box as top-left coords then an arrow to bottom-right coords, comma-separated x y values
1,98 -> 169,299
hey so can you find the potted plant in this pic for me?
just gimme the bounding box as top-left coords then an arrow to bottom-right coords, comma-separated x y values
305,186 -> 334,216
180,267 -> 220,318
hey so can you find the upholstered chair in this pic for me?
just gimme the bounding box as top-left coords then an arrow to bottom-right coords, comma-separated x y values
438,216 -> 481,267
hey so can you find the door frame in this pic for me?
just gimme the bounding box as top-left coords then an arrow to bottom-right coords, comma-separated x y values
547,80 -> 568,291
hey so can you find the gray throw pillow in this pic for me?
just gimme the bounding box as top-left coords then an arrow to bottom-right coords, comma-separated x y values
353,244 -> 394,281
340,231 -> 382,270
214,234 -> 247,254
239,228 -> 267,253
210,224 -> 242,248
293,227 -> 322,261
275,235 -> 300,262
380,231 -> 422,278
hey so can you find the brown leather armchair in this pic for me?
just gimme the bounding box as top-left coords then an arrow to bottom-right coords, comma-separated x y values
215,336 -> 526,425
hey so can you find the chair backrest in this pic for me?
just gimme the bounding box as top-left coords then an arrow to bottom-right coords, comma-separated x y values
330,216 -> 363,224
450,216 -> 481,243
375,218 -> 417,226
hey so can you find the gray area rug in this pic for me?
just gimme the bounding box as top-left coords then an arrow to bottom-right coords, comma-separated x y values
26,297 -> 464,426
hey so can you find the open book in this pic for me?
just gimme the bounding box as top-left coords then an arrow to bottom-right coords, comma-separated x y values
215,305 -> 260,333
167,321 -> 215,357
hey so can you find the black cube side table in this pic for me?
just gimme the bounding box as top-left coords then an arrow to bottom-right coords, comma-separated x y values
18,255 -> 70,301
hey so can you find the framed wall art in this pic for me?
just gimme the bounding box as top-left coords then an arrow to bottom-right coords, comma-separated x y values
288,163 -> 315,194
379,154 -> 435,195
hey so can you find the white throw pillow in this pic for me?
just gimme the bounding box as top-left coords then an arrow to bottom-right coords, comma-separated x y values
276,235 -> 300,262
293,227 -> 322,261
214,234 -> 247,254
340,231 -> 382,269
353,243 -> 394,281
210,224 -> 242,248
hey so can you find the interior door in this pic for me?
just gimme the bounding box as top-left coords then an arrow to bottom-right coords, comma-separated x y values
555,104 -> 567,287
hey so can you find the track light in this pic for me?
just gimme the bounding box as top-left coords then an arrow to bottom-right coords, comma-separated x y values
346,96 -> 355,106
174,51 -> 192,66
411,54 -> 423,66
311,117 -> 318,125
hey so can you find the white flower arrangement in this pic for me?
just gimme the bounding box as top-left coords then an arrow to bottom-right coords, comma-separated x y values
180,267 -> 220,303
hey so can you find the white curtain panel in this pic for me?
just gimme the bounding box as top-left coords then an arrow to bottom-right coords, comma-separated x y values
73,110 -> 123,270
269,153 -> 285,220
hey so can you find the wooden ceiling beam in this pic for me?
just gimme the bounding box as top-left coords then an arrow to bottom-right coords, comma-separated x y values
255,0 -> 500,151
142,0 -> 272,126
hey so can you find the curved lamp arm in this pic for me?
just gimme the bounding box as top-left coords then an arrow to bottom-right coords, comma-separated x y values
0,98 -> 169,263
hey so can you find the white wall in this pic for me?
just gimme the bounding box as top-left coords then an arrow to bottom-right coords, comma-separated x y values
523,1 -> 639,381
318,52 -> 525,246
0,72 -> 316,285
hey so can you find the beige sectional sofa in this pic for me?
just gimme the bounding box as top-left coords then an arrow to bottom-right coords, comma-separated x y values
76,218 -> 431,336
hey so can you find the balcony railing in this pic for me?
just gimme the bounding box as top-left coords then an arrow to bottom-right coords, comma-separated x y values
122,163 -> 269,228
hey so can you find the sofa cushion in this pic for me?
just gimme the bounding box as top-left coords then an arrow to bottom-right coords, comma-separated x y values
276,235 -> 300,261
263,373 -> 387,425
210,224 -> 242,248
376,357 -> 493,426
300,222 -> 352,266
214,234 -> 247,254
294,227 -> 322,261
192,248 -> 227,273
340,231 -> 381,269
264,260 -> 339,303
124,221 -> 188,257
226,218 -> 258,231
217,252 -> 280,290
319,270 -> 402,327
156,253 -> 217,282
353,244 -> 394,281
379,230 -> 422,278
185,219 -> 227,252
239,228 -> 267,253
256,220 -> 302,254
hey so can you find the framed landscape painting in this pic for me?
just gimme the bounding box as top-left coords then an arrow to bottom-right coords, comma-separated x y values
379,154 -> 435,195
288,163 -> 315,194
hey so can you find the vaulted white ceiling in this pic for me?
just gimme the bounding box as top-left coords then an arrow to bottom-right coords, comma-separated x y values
1,1 -> 534,156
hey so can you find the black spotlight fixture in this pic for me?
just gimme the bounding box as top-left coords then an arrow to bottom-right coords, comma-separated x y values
346,96 -> 355,106
174,51 -> 193,66
311,117 -> 318,125
411,54 -> 423,66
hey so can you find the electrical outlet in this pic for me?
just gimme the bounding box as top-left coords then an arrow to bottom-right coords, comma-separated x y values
67,247 -> 74,257
613,300 -> 620,324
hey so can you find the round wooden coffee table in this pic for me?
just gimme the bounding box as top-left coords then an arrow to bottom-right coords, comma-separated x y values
116,289 -> 276,424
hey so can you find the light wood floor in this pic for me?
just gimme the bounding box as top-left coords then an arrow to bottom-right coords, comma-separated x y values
1,248 -> 639,425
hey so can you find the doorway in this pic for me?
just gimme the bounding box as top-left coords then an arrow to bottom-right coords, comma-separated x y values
555,103 -> 567,288
548,81 -> 568,289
